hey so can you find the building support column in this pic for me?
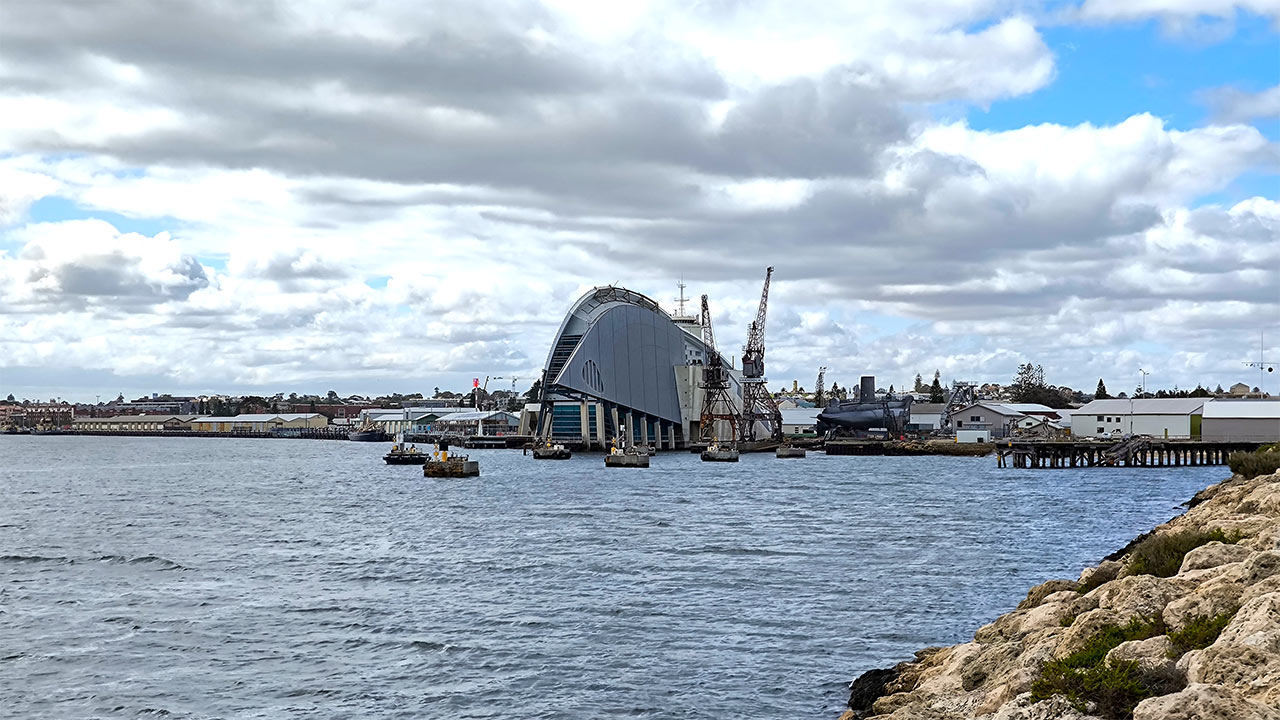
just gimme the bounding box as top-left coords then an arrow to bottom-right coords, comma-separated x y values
580,400 -> 589,446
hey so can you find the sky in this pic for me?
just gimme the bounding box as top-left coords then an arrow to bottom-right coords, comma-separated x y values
0,0 -> 1278,403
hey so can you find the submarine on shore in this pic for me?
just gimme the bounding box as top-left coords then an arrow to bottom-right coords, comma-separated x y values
816,375 -> 913,437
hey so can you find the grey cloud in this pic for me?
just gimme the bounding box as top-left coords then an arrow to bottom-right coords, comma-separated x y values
1201,84 -> 1280,124
22,251 -> 208,308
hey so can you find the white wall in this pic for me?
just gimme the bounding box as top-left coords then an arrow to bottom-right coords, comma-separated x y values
1070,412 -> 1193,439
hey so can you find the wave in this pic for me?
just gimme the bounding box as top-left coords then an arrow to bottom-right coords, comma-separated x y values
0,554 -> 186,570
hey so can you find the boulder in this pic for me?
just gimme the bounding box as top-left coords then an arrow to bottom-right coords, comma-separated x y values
985,692 -> 1099,720
1055,608 -> 1124,658
1077,560 -> 1122,590
1241,482 -> 1280,516
1131,683 -> 1280,720
1162,582 -> 1244,632
1092,574 -> 1184,619
1216,592 -> 1280,652
1240,574 -> 1280,605
1105,634 -> 1174,673
1179,541 -> 1252,573
1182,642 -> 1280,696
1017,579 -> 1078,610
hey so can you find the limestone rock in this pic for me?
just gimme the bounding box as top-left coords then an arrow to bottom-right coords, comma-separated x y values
1017,579 -> 1078,610
1092,574 -> 1185,619
1216,591 -> 1280,652
1162,582 -> 1244,631
1179,541 -> 1252,573
1182,642 -> 1280,699
1131,683 -> 1280,720
1077,560 -> 1122,590
985,692 -> 1099,720
1055,608 -> 1124,658
1105,635 -> 1174,673
1241,573 -> 1280,605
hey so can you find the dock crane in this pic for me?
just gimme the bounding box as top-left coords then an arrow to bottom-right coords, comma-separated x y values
698,294 -> 738,444
738,267 -> 783,444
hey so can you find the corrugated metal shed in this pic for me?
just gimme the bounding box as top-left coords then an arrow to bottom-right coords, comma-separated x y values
1072,399 -> 1205,416
1203,401 -> 1280,419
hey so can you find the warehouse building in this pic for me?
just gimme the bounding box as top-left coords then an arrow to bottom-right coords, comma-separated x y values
1202,401 -> 1280,442
1069,399 -> 1205,439
191,413 -> 328,433
72,414 -> 199,432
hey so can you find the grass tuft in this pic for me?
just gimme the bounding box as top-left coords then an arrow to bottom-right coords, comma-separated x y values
1167,612 -> 1236,658
1126,529 -> 1242,578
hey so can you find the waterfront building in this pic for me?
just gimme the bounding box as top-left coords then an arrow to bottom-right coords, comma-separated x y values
433,410 -> 520,436
951,402 -> 1059,439
72,414 -> 199,432
907,403 -> 946,431
533,285 -> 739,450
358,407 -> 475,435
1069,398 -> 1205,439
780,408 -> 821,436
191,413 -> 328,433
1201,400 -> 1280,442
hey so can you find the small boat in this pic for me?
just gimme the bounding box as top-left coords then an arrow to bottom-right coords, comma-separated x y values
532,442 -> 572,460
349,420 -> 390,442
775,445 -> 806,458
605,442 -> 649,468
421,441 -> 479,477
384,442 -> 426,465
424,454 -> 480,477
701,441 -> 740,462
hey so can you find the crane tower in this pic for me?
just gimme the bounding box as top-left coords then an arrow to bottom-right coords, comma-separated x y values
698,294 -> 738,444
738,267 -> 783,444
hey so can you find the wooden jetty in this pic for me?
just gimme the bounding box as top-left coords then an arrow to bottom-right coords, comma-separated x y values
995,439 -> 1259,469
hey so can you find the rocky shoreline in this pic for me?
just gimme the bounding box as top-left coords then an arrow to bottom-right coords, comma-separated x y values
841,466 -> 1280,720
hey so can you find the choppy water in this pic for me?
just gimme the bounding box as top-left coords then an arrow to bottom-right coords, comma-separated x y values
1,436 -> 1222,719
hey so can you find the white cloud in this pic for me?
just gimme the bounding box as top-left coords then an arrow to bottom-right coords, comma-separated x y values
0,0 -> 1275,398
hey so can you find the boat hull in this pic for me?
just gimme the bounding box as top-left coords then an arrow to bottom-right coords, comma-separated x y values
349,430 -> 390,442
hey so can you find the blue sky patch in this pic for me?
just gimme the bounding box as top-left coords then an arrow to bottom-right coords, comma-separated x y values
27,195 -> 179,237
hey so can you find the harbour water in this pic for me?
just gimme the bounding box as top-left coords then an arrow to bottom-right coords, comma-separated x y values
1,436 -> 1221,719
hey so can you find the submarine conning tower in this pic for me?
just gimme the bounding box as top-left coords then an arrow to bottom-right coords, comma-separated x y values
860,375 -> 876,402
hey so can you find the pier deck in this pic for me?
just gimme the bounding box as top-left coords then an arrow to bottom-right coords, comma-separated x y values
995,439 -> 1258,469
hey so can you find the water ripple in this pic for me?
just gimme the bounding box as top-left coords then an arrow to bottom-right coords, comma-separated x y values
0,436 -> 1219,719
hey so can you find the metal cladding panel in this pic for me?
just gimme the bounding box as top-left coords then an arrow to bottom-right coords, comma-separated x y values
552,303 -> 687,423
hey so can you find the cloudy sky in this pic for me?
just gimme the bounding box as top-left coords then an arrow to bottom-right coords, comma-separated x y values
1,0 -> 1277,402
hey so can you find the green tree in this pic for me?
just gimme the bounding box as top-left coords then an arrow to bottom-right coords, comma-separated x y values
1095,379 -> 1110,399
914,373 -> 924,392
5,393 -> 13,403
1011,363 -> 1070,408
929,373 -> 945,403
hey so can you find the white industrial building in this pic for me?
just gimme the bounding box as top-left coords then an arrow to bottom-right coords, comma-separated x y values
780,408 -> 821,435
908,403 -> 945,431
1202,401 -> 1280,442
1069,399 -> 1205,439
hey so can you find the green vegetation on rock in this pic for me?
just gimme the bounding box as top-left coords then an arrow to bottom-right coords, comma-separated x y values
1228,448 -> 1280,480
1167,612 -> 1236,658
1127,529 -> 1241,578
1031,617 -> 1178,719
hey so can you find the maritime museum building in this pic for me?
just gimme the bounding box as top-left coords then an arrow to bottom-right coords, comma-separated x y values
533,286 -> 740,450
